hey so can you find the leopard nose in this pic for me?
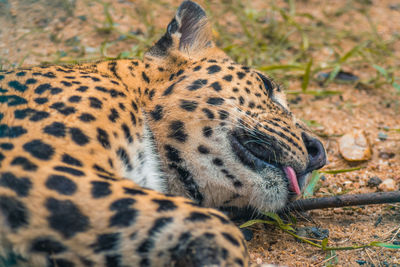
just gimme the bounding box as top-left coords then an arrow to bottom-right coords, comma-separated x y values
302,132 -> 326,172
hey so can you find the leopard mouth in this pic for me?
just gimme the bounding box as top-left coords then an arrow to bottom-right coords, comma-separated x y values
230,130 -> 308,198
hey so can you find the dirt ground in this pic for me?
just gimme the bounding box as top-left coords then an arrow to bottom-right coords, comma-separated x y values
0,0 -> 399,266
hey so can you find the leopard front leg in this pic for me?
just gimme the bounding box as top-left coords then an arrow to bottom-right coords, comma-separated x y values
104,179 -> 250,267
0,176 -> 248,267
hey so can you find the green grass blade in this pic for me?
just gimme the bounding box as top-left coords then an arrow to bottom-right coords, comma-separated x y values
369,242 -> 400,249
393,82 -> 400,92
262,212 -> 284,225
320,166 -> 363,174
300,31 -> 309,52
239,219 -> 275,228
258,64 -> 304,71
302,119 -> 322,127
340,43 -> 364,63
372,64 -> 388,79
301,58 -> 313,91
286,90 -> 342,96
296,12 -> 316,20
280,224 -> 295,231
303,171 -> 321,198
324,250 -> 338,266
327,65 -> 341,83
321,238 -> 329,249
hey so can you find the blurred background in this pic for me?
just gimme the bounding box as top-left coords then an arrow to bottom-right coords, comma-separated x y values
0,0 -> 399,265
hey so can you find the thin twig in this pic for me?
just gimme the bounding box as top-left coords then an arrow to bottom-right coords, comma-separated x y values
389,227 -> 400,242
283,191 -> 400,213
365,248 -> 379,267
317,254 -> 337,266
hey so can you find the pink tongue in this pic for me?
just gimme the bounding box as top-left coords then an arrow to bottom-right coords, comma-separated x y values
283,166 -> 301,195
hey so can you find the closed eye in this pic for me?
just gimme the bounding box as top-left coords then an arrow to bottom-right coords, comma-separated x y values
257,73 -> 273,97
257,72 -> 289,111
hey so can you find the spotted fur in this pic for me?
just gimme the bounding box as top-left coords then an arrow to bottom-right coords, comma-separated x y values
0,1 -> 326,266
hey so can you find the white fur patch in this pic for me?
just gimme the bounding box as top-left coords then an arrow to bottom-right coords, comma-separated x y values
123,121 -> 166,193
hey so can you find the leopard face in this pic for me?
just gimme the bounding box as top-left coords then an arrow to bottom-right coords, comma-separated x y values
145,2 -> 326,212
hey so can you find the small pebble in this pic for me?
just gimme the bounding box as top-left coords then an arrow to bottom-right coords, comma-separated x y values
335,71 -> 359,82
374,215 -> 382,227
356,260 -> 367,265
338,130 -> 371,161
317,71 -> 359,82
85,46 -> 97,53
296,226 -> 329,240
240,228 -> 253,241
378,178 -> 397,191
389,3 -> 400,10
77,15 -> 87,21
378,132 -> 388,141
289,96 -> 302,104
356,259 -> 367,265
378,151 -> 395,159
367,176 -> 382,187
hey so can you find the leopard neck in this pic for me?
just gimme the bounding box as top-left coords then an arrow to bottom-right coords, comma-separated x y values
76,59 -> 168,192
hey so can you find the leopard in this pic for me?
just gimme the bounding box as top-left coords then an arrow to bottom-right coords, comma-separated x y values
0,1 -> 326,266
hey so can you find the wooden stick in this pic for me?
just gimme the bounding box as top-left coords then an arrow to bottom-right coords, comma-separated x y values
283,191 -> 400,212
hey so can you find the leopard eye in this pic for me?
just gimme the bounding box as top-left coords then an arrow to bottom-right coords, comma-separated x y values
257,73 -> 273,97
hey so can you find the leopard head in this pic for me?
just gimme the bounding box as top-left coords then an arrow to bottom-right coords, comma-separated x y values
144,1 -> 326,212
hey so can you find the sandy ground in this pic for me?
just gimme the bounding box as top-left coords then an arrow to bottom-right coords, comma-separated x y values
0,0 -> 399,266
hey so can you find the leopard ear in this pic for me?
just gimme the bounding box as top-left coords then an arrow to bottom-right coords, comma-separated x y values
147,1 -> 213,57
